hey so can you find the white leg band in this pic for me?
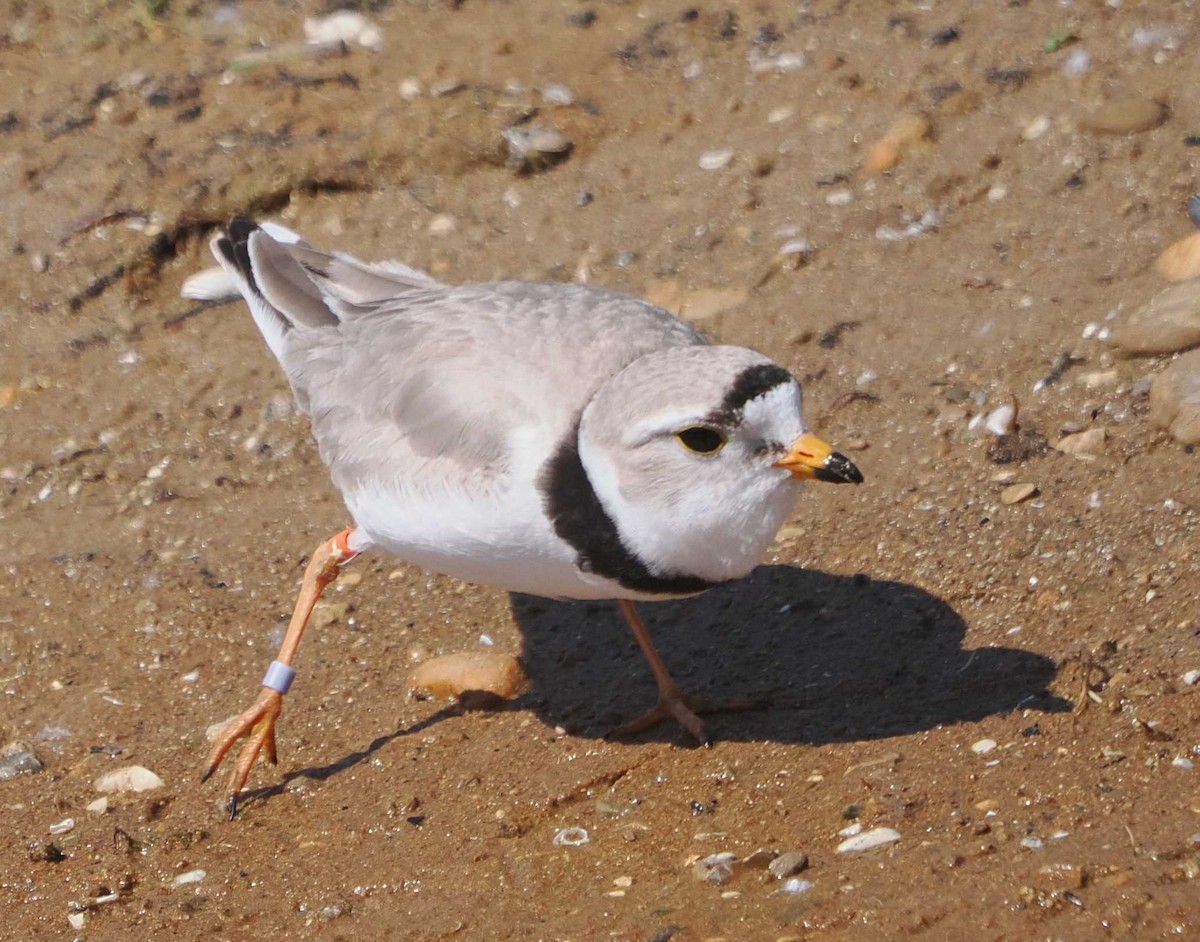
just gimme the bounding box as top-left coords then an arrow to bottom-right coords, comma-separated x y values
262,660 -> 296,695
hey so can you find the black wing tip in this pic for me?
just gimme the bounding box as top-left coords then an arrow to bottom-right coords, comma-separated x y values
228,216 -> 260,244
219,217 -> 262,291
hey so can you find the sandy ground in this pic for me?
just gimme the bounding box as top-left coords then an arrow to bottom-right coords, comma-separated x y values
2,1 -> 1199,939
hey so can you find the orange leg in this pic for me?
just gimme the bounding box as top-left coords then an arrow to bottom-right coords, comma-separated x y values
202,528 -> 358,818
611,599 -> 761,747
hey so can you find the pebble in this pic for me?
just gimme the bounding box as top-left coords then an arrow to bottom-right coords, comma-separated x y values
410,650 -> 527,701
864,113 -> 932,174
94,764 -> 165,794
1020,836 -> 1045,849
1078,98 -> 1167,136
1183,670 -> 1200,686
1110,280 -> 1200,354
1061,48 -> 1091,77
303,11 -> 383,51
972,738 -> 998,755
0,740 -> 44,779
767,851 -> 809,879
836,827 -> 901,853
48,817 -> 75,835
698,148 -> 735,171
1000,483 -> 1038,505
693,852 -> 738,884
172,869 -> 206,887
776,878 -> 814,895
68,913 -> 85,931
427,214 -> 458,237
985,403 -> 1016,436
876,209 -> 940,241
398,77 -> 423,100
1155,232 -> 1200,282
504,125 -> 572,173
825,188 -> 854,207
1149,349 -> 1200,444
540,83 -> 574,105
86,796 -> 108,814
552,826 -> 589,846
1054,428 -> 1106,455
1022,115 -> 1052,141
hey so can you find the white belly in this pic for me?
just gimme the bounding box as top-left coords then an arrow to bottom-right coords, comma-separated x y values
343,482 -> 638,601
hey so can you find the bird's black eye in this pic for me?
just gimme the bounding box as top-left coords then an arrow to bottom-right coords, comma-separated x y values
676,426 -> 727,455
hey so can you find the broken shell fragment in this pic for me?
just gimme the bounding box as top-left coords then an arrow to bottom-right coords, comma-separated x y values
410,651 -> 527,702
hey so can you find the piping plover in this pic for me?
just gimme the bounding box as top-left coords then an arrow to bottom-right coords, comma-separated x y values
198,219 -> 863,816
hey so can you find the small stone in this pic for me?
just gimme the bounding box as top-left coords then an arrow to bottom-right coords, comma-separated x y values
172,868 -> 206,887
86,797 -> 109,814
67,912 -> 85,930
94,765 -> 164,794
1020,836 -> 1045,849
31,252 -> 48,273
1111,280 -> 1200,355
1000,483 -> 1038,505
864,113 -> 932,174
972,738 -> 999,755
1155,232 -> 1200,282
428,214 -> 457,236
540,83 -> 574,105
698,148 -> 735,171
303,11 -> 383,51
693,852 -> 739,884
312,600 -> 349,629
0,740 -> 44,779
48,817 -> 75,835
1149,349 -> 1200,444
767,851 -> 809,879
776,878 -> 815,895
1022,115 -> 1052,141
504,125 -> 572,173
1054,428 -> 1106,455
1079,98 -> 1167,136
825,188 -> 854,207
1182,670 -> 1200,686
985,403 -> 1016,436
410,651 -> 527,702
836,827 -> 901,853
398,77 -> 423,100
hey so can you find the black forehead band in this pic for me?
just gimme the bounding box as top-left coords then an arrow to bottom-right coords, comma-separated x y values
707,363 -> 793,424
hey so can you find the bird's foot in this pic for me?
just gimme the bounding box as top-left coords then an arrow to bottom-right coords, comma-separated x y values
608,687 -> 764,747
201,687 -> 283,818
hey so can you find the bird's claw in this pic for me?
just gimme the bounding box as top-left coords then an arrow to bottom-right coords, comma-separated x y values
609,688 -> 764,746
202,687 -> 284,817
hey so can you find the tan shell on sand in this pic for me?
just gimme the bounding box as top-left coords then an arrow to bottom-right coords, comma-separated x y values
411,651 -> 527,702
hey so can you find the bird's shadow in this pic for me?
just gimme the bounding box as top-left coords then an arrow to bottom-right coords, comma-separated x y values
231,565 -> 1067,813
507,565 -> 1069,744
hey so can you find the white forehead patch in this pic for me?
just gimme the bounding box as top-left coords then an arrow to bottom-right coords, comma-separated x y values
739,380 -> 804,435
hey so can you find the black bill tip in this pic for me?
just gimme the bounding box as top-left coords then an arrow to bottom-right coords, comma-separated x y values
813,451 -> 863,485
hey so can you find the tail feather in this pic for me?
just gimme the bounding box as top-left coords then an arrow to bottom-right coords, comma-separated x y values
207,216 -> 443,360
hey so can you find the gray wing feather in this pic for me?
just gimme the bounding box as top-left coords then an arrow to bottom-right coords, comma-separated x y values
215,222 -> 705,499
